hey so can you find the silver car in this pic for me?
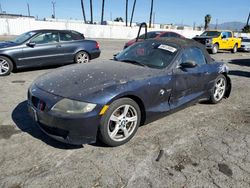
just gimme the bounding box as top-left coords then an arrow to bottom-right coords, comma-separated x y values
239,38 -> 250,52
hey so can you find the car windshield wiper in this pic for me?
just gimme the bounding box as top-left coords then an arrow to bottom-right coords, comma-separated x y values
121,59 -> 147,67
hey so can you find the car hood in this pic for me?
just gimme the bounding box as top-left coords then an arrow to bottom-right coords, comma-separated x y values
193,36 -> 214,39
0,41 -> 18,49
34,60 -> 158,101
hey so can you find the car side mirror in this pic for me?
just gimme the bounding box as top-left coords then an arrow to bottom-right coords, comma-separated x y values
180,61 -> 197,68
26,42 -> 36,47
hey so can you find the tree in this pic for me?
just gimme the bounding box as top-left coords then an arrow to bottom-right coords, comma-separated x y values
242,25 -> 250,33
80,0 -> 87,23
149,0 -> 154,28
101,0 -> 105,24
125,0 -> 128,26
90,0 -> 93,24
204,14 -> 211,30
130,0 -> 136,27
114,17 -> 124,22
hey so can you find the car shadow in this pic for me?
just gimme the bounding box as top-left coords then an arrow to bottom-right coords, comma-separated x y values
228,59 -> 250,67
229,70 -> 250,78
12,100 -> 83,150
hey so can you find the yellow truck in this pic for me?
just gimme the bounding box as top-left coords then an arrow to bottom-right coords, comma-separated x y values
193,30 -> 241,54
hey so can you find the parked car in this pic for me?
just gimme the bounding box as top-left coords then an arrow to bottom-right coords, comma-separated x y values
28,38 -> 231,147
124,31 -> 185,49
193,30 -> 241,54
0,29 -> 101,76
239,37 -> 250,52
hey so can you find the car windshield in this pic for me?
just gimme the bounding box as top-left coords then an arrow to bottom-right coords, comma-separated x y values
201,31 -> 221,37
242,38 -> 250,42
116,40 -> 178,69
11,31 -> 37,44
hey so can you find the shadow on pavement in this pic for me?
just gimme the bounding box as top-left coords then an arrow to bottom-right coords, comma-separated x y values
229,70 -> 250,78
12,100 -> 83,150
228,58 -> 250,67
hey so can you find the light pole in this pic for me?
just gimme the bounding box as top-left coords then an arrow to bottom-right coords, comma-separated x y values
52,1 -> 56,18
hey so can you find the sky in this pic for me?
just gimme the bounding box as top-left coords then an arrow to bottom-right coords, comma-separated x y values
0,0 -> 249,26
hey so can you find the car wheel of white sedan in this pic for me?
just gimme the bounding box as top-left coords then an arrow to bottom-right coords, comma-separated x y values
99,98 -> 141,147
75,51 -> 89,64
209,74 -> 227,104
0,56 -> 13,76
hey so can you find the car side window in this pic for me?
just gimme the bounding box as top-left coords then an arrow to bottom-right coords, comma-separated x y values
60,32 -> 83,41
160,33 -> 170,38
181,47 -> 206,66
31,32 -> 58,44
227,32 -> 232,38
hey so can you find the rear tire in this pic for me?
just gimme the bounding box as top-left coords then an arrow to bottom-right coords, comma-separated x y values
74,51 -> 90,64
0,56 -> 13,76
209,74 -> 227,104
212,44 -> 218,54
99,98 -> 141,147
231,44 -> 237,53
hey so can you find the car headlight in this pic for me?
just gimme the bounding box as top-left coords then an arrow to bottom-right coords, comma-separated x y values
51,98 -> 96,114
206,39 -> 212,44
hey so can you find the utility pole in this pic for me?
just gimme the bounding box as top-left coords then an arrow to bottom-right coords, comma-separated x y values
52,1 -> 56,18
152,12 -> 155,28
101,0 -> 105,24
215,19 -> 218,29
27,3 -> 30,16
125,0 -> 128,26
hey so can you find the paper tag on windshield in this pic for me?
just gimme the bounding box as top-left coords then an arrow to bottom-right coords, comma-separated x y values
158,44 -> 177,53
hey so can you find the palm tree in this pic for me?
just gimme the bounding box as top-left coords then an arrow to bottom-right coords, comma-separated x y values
130,0 -> 136,27
149,0 -> 154,28
101,0 -> 105,24
204,14 -> 211,30
80,0 -> 87,23
125,0 -> 128,26
90,0 -> 93,24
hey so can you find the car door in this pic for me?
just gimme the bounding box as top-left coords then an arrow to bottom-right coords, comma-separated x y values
221,31 -> 229,49
58,31 -> 84,63
170,47 -> 208,109
20,31 -> 60,67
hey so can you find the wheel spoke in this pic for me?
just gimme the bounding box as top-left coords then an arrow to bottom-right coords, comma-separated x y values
2,66 -> 9,71
122,127 -> 129,137
110,125 -> 120,138
110,114 -> 119,123
123,105 -> 130,116
127,115 -> 137,123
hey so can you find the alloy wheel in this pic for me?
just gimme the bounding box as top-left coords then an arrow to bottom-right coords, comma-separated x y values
76,52 -> 89,63
107,104 -> 138,142
214,77 -> 226,101
0,58 -> 10,75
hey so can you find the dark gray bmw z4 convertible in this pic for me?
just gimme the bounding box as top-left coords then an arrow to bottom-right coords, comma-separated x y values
28,38 -> 231,147
0,29 -> 100,76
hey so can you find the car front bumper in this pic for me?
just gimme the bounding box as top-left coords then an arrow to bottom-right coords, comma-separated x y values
28,86 -> 101,145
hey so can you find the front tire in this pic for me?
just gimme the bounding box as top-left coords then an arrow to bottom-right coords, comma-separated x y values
0,56 -> 13,76
231,44 -> 237,53
212,44 -> 218,54
209,74 -> 227,104
99,98 -> 141,147
75,51 -> 90,64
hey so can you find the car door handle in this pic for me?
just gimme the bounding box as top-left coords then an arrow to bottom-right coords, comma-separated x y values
56,44 -> 62,48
